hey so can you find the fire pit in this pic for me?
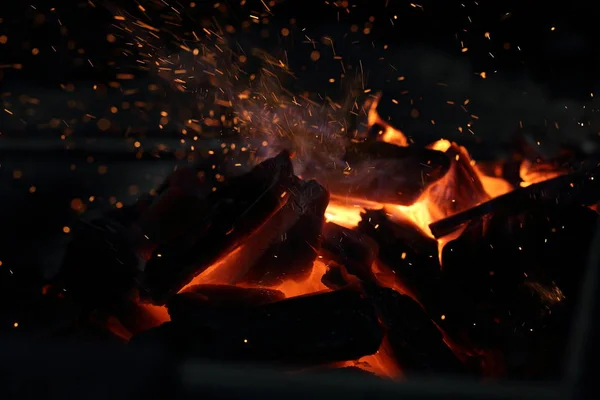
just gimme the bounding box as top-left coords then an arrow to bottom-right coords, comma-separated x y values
1,119 -> 599,398
5,99 -> 593,383
1,1 -> 599,398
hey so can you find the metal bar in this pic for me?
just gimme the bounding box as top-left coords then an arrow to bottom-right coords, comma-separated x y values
564,211 -> 600,397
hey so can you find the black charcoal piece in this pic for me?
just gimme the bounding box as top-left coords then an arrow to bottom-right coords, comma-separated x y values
235,179 -> 329,286
358,209 -> 441,300
320,222 -> 379,283
168,285 -> 285,321
365,285 -> 465,375
139,151 -> 297,304
138,289 -> 383,365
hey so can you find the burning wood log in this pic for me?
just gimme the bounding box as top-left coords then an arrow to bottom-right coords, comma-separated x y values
133,289 -> 383,365
137,151 -> 298,303
429,165 -> 600,238
306,142 -> 450,205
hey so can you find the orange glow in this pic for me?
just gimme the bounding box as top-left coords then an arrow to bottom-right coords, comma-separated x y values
346,338 -> 404,378
273,259 -> 330,298
519,158 -> 568,187
478,173 -> 513,197
325,195 -> 383,229
368,94 -> 409,147
181,247 -> 245,289
324,138 -> 512,261
139,303 -> 171,324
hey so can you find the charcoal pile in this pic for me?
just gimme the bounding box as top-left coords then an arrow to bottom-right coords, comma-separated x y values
2,133 -> 599,382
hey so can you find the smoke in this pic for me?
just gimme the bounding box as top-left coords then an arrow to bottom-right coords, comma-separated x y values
3,1 -> 596,163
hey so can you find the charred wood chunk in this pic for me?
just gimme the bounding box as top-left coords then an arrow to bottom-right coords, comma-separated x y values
429,165 -> 600,238
310,142 -> 449,205
358,210 -> 440,297
365,285 -> 465,375
138,289 -> 383,365
134,185 -> 208,248
320,222 -> 379,283
138,151 -> 297,304
320,263 -> 351,290
438,205 -> 597,379
195,179 -> 328,286
59,218 -> 139,309
168,285 -> 285,321
236,179 -> 329,286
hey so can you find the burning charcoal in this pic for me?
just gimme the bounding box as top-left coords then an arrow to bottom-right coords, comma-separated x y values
168,285 -> 285,321
424,141 -> 490,218
138,151 -> 297,304
195,179 -> 328,286
320,222 -> 379,282
110,298 -> 166,336
429,165 -> 600,238
358,210 -> 440,300
437,205 -> 597,379
138,289 -> 383,365
321,263 -> 353,290
364,285 -> 466,375
236,179 -> 329,286
308,142 -> 450,205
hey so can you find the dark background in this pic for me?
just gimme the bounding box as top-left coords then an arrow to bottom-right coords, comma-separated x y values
1,0 -> 599,279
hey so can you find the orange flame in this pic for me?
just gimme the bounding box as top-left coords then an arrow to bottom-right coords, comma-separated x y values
368,94 -> 409,147
519,158 -> 568,187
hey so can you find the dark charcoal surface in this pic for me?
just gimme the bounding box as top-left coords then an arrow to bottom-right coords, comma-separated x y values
168,285 -> 285,321
134,289 -> 383,365
365,284 -> 466,376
